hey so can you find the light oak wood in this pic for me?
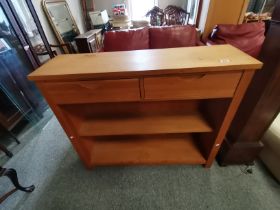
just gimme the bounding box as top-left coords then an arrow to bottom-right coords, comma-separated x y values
62,101 -> 209,136
139,78 -> 145,99
144,72 -> 242,100
78,112 -> 212,136
205,71 -> 256,167
39,79 -> 140,104
36,83 -> 92,168
198,99 -> 232,161
29,46 -> 262,168
62,100 -> 200,119
28,45 -> 262,81
82,134 -> 206,166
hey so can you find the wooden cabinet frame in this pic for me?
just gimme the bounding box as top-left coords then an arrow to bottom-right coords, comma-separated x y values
29,45 -> 262,169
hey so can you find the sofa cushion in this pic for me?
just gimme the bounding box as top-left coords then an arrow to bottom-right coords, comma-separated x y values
208,22 -> 265,58
149,25 -> 198,49
103,27 -> 149,52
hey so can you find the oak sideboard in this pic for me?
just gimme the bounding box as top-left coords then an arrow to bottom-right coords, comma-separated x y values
29,45 -> 262,168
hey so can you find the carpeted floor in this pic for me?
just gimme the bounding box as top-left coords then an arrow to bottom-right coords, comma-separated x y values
0,116 -> 280,210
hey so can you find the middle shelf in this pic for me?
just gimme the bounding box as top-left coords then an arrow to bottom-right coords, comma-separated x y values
78,112 -> 212,136
61,100 -> 213,136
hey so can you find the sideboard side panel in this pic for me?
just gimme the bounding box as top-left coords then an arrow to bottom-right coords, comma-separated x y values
205,70 -> 255,167
36,82 -> 92,168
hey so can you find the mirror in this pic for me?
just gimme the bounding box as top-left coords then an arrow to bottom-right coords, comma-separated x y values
42,0 -> 80,53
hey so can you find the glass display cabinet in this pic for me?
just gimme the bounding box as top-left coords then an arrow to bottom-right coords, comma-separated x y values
0,0 -> 52,156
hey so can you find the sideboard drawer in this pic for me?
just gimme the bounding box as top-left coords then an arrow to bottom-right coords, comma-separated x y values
41,79 -> 140,104
144,72 -> 242,100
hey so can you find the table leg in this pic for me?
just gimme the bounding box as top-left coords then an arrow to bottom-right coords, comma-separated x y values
8,131 -> 20,145
0,144 -> 13,157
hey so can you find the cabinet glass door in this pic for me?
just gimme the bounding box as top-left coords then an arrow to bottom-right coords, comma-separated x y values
9,0 -> 52,64
0,1 -> 46,126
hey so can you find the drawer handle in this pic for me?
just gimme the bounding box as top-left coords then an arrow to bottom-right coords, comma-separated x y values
178,74 -> 206,80
78,84 -> 99,90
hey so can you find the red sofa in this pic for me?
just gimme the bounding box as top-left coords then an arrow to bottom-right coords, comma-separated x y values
103,25 -> 202,52
205,22 -> 265,58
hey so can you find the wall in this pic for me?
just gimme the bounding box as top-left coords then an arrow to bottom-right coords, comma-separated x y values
158,0 -> 185,8
94,0 -> 127,16
94,0 -> 186,16
32,0 -> 86,46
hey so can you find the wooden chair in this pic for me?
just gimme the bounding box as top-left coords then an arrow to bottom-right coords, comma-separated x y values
34,42 -> 76,57
164,5 -> 190,25
50,43 -> 76,54
146,6 -> 165,26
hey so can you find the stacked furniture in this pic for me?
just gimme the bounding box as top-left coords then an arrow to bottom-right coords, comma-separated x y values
75,29 -> 103,53
28,45 -> 262,168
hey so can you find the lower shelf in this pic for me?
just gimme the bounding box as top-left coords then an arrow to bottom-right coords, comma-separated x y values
81,134 -> 206,166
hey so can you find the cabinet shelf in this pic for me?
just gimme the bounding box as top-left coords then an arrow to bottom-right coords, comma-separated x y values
84,134 -> 206,166
78,112 -> 212,136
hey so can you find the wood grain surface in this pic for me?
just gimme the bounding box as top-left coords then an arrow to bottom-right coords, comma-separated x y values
82,134 -> 206,166
78,112 -> 213,136
30,46 -> 262,168
39,79 -> 140,104
144,72 -> 242,100
29,45 -> 262,81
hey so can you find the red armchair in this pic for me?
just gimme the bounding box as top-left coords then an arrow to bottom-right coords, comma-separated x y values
205,22 -> 265,58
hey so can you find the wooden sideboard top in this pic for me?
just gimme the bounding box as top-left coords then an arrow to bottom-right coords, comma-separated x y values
29,45 -> 262,81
